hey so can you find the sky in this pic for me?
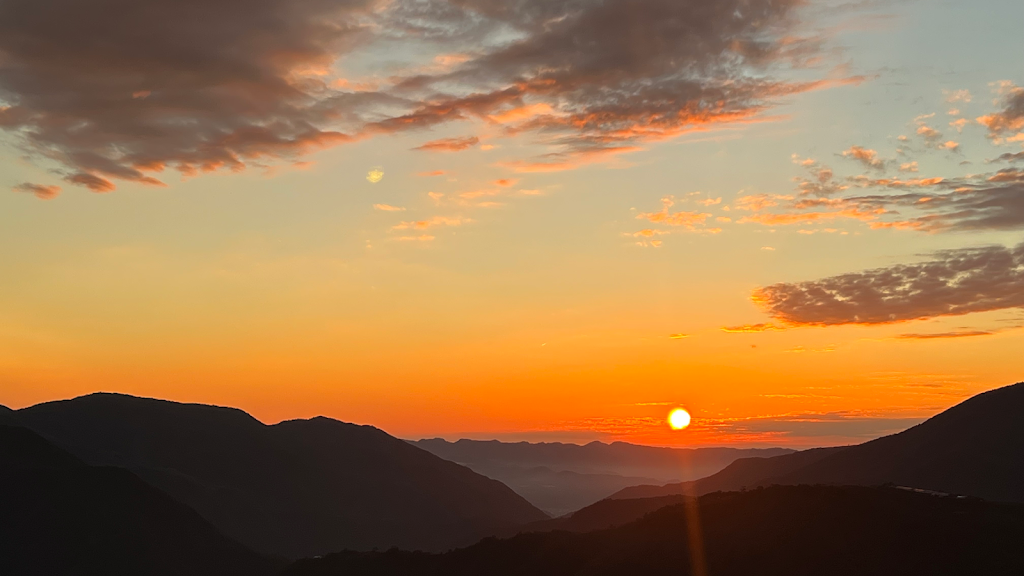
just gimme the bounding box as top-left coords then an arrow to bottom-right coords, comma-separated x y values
1,0 -> 1022,448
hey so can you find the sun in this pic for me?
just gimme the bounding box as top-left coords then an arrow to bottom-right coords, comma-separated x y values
668,408 -> 691,430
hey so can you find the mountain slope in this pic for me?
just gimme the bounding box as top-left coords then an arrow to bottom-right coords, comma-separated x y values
609,447 -> 846,500
774,381 -> 1024,502
522,494 -> 688,533
0,425 -> 275,576
413,438 -> 792,515
610,382 -> 1024,504
15,394 -> 547,558
283,485 -> 1024,576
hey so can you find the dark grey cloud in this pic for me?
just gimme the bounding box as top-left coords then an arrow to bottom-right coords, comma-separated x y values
988,151 -> 1024,164
383,0 -> 835,169
1,0 -> 839,193
0,0 -> 378,192
753,242 -> 1024,326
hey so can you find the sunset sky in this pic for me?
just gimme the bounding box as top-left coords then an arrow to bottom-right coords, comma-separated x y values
1,0 -> 1022,447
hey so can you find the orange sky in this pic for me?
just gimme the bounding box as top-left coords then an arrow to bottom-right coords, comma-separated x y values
1,0 -> 1023,447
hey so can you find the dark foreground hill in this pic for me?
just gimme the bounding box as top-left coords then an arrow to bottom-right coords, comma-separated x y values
611,382 -> 1024,504
13,394 -> 547,558
0,425 -> 275,576
283,485 -> 1024,576
611,447 -> 845,500
523,494 -> 688,533
412,438 -> 792,515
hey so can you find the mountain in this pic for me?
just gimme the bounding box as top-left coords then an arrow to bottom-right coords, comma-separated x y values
0,425 -> 275,576
412,438 -> 792,515
282,485 -> 1024,576
522,494 -> 688,533
0,404 -> 17,425
774,381 -> 1024,502
609,447 -> 846,500
611,382 -> 1024,504
14,393 -> 548,559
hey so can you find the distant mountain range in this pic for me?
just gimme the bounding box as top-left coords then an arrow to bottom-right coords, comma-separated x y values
6,393 -> 547,559
283,485 -> 1024,576
412,438 -> 792,515
612,382 -> 1024,504
0,425 -> 277,576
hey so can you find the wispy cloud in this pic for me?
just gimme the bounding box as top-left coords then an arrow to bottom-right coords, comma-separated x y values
12,182 -> 61,200
412,136 -> 480,152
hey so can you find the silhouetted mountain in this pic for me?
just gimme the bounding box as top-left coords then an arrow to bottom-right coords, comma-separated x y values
610,382 -> 1024,504
0,425 -> 275,576
283,485 -> 1024,576
14,394 -> 548,559
412,438 -> 792,515
0,404 -> 17,425
610,447 -> 846,500
774,382 -> 1024,502
523,494 -> 688,533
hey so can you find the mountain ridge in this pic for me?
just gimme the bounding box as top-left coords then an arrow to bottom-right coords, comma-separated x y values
14,393 -> 548,559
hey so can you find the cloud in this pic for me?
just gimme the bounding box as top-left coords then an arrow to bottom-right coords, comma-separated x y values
0,0 -> 849,190
894,330 -> 994,340
989,151 -> 1024,164
391,215 -> 467,230
636,196 -> 712,231
417,170 -> 447,177
412,136 -> 480,152
0,0 -> 377,192
720,323 -> 784,333
944,89 -> 972,104
976,82 -> 1024,142
373,203 -> 405,211
395,234 -> 435,242
751,242 -> 1024,326
383,0 -> 842,170
12,182 -> 61,200
840,146 -> 885,170
668,333 -> 690,339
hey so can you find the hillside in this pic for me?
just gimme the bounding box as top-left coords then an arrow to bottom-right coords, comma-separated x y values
283,485 -> 1024,576
522,494 -> 688,533
610,382 -> 1024,504
413,438 -> 792,515
610,447 -> 846,500
0,425 -> 275,576
14,394 -> 547,559
774,382 -> 1024,502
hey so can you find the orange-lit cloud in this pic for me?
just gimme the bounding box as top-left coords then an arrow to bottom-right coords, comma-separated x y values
895,330 -> 994,340
417,170 -> 447,177
373,204 -> 406,211
391,216 -> 467,231
12,182 -> 61,200
412,136 -> 480,152
841,146 -> 885,170
636,196 -> 712,230
977,82 -> 1024,142
721,323 -> 785,333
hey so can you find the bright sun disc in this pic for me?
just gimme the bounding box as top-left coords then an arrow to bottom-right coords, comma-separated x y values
668,408 -> 691,430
